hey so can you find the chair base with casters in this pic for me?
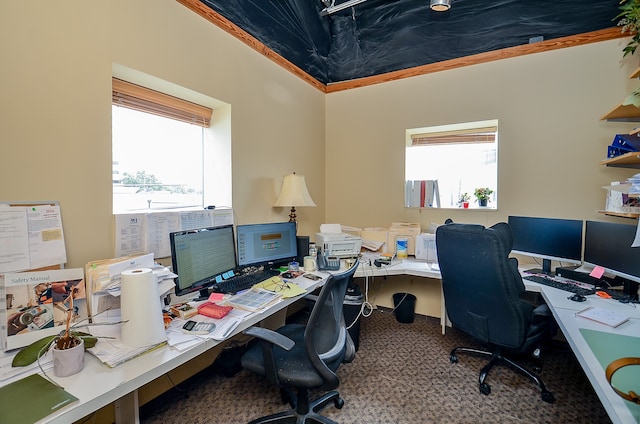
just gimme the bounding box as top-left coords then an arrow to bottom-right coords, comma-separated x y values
449,345 -> 555,403
249,386 -> 344,424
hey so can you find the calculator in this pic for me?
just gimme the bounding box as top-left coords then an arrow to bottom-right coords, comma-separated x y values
182,320 -> 216,335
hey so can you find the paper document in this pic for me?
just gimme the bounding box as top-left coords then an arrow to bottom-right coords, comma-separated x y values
254,277 -> 306,299
225,288 -> 282,312
576,307 -> 629,328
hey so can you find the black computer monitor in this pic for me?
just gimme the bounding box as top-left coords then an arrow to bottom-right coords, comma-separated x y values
170,225 -> 237,298
508,215 -> 583,275
583,220 -> 640,285
236,221 -> 297,269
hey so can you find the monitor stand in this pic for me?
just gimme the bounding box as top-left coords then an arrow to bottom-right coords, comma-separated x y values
525,259 -> 553,276
194,287 -> 210,302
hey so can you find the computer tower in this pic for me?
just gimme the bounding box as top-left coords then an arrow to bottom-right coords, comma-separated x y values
296,235 -> 310,265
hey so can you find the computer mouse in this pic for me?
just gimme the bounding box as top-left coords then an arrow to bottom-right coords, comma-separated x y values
569,293 -> 586,302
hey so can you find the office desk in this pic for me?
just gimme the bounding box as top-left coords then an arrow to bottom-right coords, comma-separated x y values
355,259 -> 446,332
0,273 -> 331,424
357,258 -> 640,424
534,285 -> 640,424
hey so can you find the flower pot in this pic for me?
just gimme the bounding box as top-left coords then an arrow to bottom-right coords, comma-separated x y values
52,338 -> 84,377
463,202 -> 469,209
478,199 -> 488,207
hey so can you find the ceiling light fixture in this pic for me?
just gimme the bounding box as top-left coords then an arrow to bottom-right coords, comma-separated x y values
430,0 -> 451,12
321,0 -> 368,16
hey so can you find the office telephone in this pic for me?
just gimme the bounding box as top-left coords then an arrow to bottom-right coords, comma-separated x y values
317,249 -> 340,271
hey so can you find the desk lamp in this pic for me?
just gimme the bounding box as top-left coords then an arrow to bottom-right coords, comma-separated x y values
273,172 -> 316,223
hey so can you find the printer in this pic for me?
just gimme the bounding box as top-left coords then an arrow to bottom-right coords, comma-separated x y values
316,224 -> 362,258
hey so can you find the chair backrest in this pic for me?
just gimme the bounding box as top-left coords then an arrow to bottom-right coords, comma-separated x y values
304,257 -> 360,390
435,222 -> 533,349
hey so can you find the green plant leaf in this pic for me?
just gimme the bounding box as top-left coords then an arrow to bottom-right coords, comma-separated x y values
12,331 -> 97,367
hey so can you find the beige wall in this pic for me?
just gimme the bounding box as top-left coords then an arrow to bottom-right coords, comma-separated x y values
0,0 -> 326,269
325,39 -> 639,238
1,1 -> 637,273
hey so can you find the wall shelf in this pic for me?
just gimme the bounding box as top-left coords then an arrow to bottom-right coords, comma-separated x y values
599,151 -> 640,168
598,210 -> 640,219
600,103 -> 640,122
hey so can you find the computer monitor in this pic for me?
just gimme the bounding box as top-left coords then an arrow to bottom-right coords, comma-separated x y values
236,221 -> 297,269
508,215 -> 583,275
583,220 -> 640,285
170,225 -> 237,298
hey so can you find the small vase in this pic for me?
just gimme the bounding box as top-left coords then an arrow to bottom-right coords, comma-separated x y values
52,338 -> 84,377
463,202 -> 469,209
479,199 -> 488,207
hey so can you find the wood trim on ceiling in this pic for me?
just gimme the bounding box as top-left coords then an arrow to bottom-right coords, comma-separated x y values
176,0 -> 625,94
176,0 -> 326,92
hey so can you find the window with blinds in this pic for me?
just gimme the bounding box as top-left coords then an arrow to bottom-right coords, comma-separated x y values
405,120 -> 498,209
112,78 -> 212,127
112,77 -> 215,213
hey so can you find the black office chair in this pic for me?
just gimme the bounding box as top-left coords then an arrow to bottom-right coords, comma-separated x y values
435,222 -> 557,403
241,258 -> 360,424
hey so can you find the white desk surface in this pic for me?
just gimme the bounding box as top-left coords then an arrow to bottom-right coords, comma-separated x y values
537,286 -> 640,424
4,261 -> 639,424
0,272 -> 331,424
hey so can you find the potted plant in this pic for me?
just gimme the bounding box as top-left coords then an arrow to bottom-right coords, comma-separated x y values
12,289 -> 97,378
616,0 -> 640,57
474,187 -> 493,207
458,193 -> 470,208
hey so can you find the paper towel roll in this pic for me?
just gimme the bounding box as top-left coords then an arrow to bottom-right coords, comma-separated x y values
120,268 -> 167,348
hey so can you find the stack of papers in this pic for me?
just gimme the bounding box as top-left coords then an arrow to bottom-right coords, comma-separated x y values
253,277 -> 306,299
628,173 -> 640,195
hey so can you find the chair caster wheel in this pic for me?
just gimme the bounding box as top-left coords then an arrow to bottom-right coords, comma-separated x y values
334,397 -> 345,409
450,354 -> 458,364
479,383 -> 491,396
541,390 -> 555,404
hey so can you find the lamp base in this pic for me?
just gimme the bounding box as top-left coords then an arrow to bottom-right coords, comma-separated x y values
288,207 -> 297,223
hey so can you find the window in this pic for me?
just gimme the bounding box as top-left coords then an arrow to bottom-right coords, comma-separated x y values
112,76 -> 230,214
405,120 -> 498,209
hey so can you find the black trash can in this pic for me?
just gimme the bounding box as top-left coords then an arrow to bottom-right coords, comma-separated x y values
392,292 -> 416,323
344,283 -> 364,351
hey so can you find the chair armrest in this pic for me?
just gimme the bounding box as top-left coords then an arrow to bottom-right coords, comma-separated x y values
304,294 -> 319,303
243,327 -> 294,351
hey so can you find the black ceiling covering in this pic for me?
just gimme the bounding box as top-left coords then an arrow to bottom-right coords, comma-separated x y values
199,0 -> 621,85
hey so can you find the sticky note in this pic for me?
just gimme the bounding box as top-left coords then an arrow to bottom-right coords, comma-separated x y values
208,292 -> 225,302
589,266 -> 605,279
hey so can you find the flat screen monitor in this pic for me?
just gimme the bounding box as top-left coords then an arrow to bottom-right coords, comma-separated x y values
583,220 -> 640,284
236,221 -> 297,268
170,225 -> 237,298
508,215 -> 583,275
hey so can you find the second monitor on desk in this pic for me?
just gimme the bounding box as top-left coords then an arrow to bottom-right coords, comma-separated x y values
508,215 -> 583,275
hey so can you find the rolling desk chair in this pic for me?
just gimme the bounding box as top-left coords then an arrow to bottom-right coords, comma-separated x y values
241,258 -> 360,424
436,222 -> 557,403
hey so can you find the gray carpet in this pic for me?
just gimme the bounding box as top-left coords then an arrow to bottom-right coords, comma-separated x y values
141,309 -> 611,423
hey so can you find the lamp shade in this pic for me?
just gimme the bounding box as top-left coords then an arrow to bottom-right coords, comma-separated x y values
274,173 -> 316,207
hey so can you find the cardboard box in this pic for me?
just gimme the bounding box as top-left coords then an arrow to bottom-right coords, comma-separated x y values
360,227 -> 389,252
388,223 -> 421,256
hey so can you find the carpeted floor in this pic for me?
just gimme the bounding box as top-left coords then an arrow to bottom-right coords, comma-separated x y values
140,308 -> 611,424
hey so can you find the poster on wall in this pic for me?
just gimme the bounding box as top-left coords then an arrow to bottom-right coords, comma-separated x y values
1,268 -> 87,351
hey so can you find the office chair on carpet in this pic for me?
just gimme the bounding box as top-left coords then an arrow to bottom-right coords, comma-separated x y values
436,222 -> 557,403
241,258 -> 360,424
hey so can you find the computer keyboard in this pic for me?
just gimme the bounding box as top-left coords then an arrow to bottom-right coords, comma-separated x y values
523,274 -> 639,303
212,268 -> 281,294
523,275 -> 596,296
